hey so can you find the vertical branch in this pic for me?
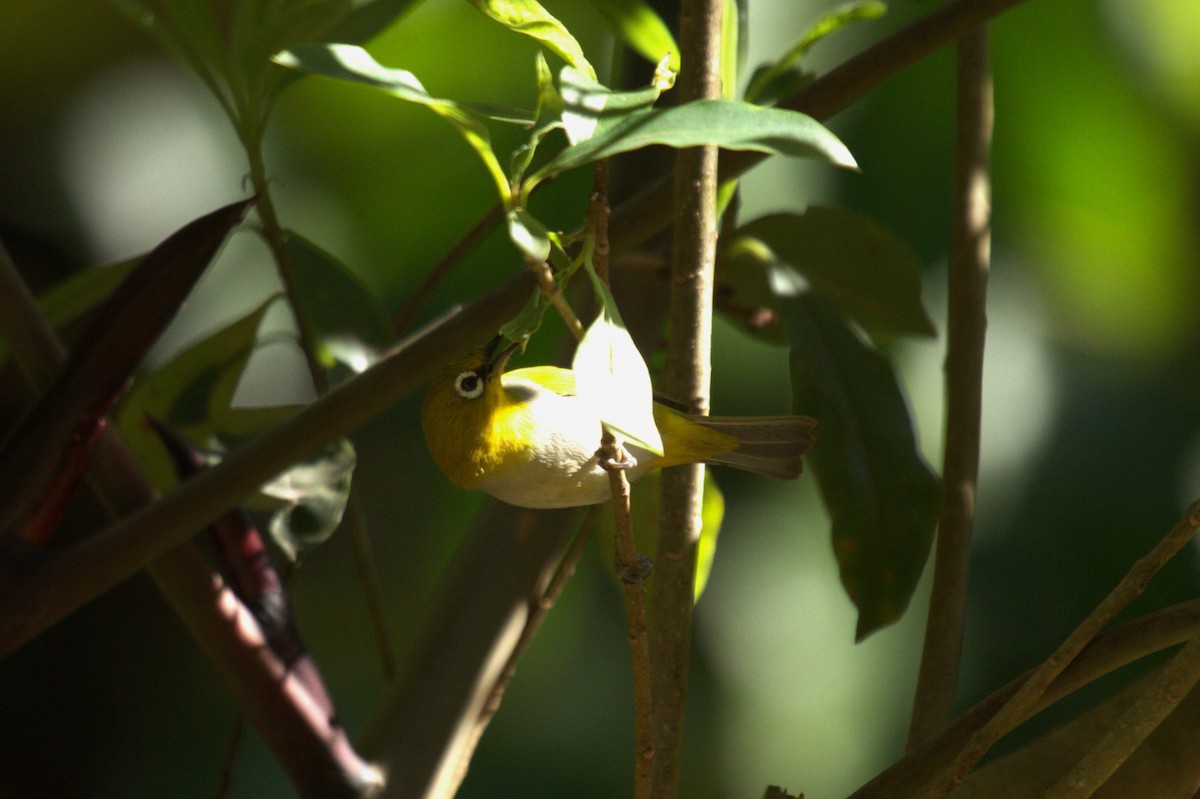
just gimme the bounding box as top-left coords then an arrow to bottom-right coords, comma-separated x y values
604,436 -> 655,799
649,0 -> 723,794
907,28 -> 993,749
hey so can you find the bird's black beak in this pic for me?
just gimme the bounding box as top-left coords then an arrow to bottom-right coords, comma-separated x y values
483,334 -> 521,377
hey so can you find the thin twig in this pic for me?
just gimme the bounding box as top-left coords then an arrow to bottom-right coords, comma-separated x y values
907,27 -> 993,749
527,256 -> 585,340
1046,628 -> 1200,798
392,204 -> 506,333
344,496 -> 397,682
849,597 -> 1200,799
925,501 -> 1200,798
602,435 -> 655,799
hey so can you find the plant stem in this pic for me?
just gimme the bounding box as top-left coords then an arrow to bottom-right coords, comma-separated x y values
907,27 -> 993,749
649,0 -> 723,794
850,596 -> 1200,799
1046,628 -> 1200,798
603,436 -> 655,799
0,272 -> 535,658
0,238 -> 379,797
926,501 -> 1200,797
392,204 -> 505,334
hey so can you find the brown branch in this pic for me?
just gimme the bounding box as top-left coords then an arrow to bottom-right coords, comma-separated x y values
850,597 -> 1200,799
356,502 -> 580,799
925,501 -> 1200,797
0,239 -> 378,796
603,436 -> 655,799
907,27 -> 993,749
1046,629 -> 1200,797
0,269 -> 535,659
649,0 -> 723,795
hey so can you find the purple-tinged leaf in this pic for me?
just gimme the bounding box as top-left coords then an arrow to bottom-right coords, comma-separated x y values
0,198 -> 252,548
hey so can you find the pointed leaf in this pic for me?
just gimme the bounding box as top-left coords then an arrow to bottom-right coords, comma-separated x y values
588,0 -> 679,71
0,198 -> 252,540
785,293 -> 938,639
506,208 -> 553,263
274,44 -> 511,203
559,66 -> 666,145
0,258 -> 138,368
737,208 -> 936,338
536,98 -> 856,179
114,298 -> 275,491
329,0 -> 423,44
286,231 -> 393,371
466,0 -> 595,78
745,0 -> 886,105
573,264 -> 663,455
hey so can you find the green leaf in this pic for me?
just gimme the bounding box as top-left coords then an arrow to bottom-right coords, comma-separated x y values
466,0 -> 595,78
262,438 -> 356,560
511,53 -> 564,181
330,0 -> 424,44
506,208 -> 553,262
559,66 -> 666,145
285,231 -> 393,371
114,298 -> 275,491
0,258 -> 138,367
573,263 -> 663,456
785,293 -> 938,640
737,208 -> 935,338
274,43 -> 512,204
588,0 -> 679,72
535,98 -> 857,180
745,0 -> 886,105
720,0 -> 741,100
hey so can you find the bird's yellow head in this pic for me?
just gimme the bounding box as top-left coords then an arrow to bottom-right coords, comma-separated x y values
421,336 -> 527,489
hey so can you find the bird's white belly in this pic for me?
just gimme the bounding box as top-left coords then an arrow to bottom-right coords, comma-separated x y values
478,384 -> 655,509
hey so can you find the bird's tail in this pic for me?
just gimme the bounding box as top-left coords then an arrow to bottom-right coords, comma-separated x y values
694,415 -> 816,480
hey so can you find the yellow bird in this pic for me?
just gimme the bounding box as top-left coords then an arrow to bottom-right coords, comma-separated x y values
422,336 -> 816,509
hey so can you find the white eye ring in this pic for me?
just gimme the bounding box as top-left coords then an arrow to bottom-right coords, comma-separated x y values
454,370 -> 485,399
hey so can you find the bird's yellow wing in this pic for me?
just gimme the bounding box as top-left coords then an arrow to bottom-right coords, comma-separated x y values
505,365 -> 577,396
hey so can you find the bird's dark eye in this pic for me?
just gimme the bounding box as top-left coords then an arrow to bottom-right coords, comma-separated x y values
454,370 -> 485,400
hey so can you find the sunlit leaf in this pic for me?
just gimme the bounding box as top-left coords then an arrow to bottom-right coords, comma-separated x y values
735,208 -> 936,339
559,66 -> 666,145
507,208 -> 553,262
785,292 -> 938,640
467,0 -> 595,78
573,263 -> 663,456
588,0 -> 679,71
274,43 -> 512,204
511,53 -> 564,181
262,438 -> 356,560
535,98 -> 857,180
745,0 -> 886,104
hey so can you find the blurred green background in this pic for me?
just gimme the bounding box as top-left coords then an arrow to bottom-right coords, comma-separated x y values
2,0 -> 1200,797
